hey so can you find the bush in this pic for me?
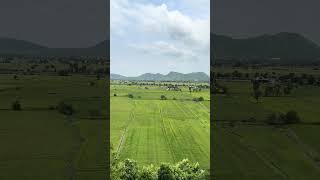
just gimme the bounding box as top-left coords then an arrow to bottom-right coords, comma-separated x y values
266,111 -> 301,125
58,70 -> 69,76
173,97 -> 177,100
128,94 -> 134,98
160,95 -> 167,100
285,110 -> 300,124
11,100 -> 22,110
57,101 -> 74,115
114,93 -> 117,96
193,97 -> 204,102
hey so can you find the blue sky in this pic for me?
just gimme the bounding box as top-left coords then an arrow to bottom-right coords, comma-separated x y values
111,0 -> 210,76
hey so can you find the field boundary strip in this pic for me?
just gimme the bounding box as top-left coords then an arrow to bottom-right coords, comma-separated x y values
114,100 -> 136,160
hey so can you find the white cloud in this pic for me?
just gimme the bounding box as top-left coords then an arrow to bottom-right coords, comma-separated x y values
130,41 -> 196,60
110,0 -> 209,75
111,0 -> 209,51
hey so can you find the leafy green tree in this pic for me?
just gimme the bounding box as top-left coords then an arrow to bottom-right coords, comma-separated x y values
158,164 -> 174,180
139,165 -> 157,180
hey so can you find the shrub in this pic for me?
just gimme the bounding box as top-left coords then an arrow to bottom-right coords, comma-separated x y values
266,111 -> 301,125
57,101 -> 74,115
88,81 -> 95,86
193,97 -> 204,102
173,97 -> 177,100
285,110 -> 301,124
11,100 -> 22,111
160,95 -> 167,100
114,93 -> 117,96
128,94 -> 134,98
58,70 -> 69,76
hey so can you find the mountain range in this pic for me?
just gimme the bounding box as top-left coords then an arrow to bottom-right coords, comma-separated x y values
0,37 -> 108,56
212,32 -> 320,63
111,72 -> 209,82
1,32 -> 320,63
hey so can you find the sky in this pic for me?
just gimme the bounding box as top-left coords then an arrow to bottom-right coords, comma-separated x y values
212,0 -> 320,45
110,0 -> 210,76
0,0 -> 107,48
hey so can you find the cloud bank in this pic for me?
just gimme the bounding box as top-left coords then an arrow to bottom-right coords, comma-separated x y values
111,0 -> 209,76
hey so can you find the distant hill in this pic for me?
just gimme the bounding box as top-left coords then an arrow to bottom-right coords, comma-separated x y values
0,37 -> 48,54
111,72 -> 209,82
0,38 -> 108,57
212,32 -> 320,63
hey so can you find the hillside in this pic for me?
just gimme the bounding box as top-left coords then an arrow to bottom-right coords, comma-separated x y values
212,32 -> 320,63
111,72 -> 209,81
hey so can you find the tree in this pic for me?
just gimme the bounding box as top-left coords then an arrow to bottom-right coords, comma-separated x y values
112,159 -> 139,180
158,164 -> 174,180
253,89 -> 262,103
139,165 -> 157,180
111,159 -> 205,179
173,159 -> 205,179
285,111 -> 300,124
11,100 -> 22,110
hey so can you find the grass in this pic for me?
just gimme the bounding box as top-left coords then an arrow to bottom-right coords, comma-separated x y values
110,83 -> 210,171
213,78 -> 320,179
0,74 -> 107,180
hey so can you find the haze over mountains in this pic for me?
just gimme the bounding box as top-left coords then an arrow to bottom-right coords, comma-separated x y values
111,72 -> 210,82
212,32 -> 320,63
0,37 -> 108,56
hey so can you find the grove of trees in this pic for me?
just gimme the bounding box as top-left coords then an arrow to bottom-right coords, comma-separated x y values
111,159 -> 206,180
